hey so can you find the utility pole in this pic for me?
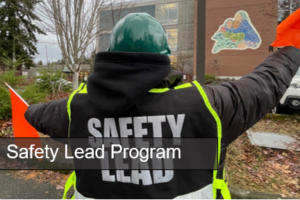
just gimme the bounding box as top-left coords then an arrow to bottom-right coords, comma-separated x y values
195,0 -> 206,85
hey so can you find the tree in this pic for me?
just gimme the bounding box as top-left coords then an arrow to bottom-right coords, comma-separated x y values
106,0 -> 135,26
37,0 -> 135,90
0,0 -> 45,66
36,66 -> 72,98
175,53 -> 193,73
37,60 -> 44,65
84,42 -> 97,73
0,53 -> 30,69
261,0 -> 300,21
37,1 -> 108,90
207,55 -> 223,77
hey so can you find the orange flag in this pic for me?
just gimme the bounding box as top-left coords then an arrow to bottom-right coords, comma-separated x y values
272,8 -> 300,48
5,82 -> 42,150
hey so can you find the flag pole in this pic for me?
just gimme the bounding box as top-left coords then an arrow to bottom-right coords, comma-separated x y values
4,82 -> 29,106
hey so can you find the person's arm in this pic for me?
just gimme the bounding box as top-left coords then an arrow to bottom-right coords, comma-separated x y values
203,46 -> 300,145
24,98 -> 69,138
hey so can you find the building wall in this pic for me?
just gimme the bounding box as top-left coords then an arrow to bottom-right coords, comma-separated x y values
204,0 -> 278,76
97,0 -> 196,74
98,4 -> 156,51
154,0 -> 195,74
97,0 -> 278,77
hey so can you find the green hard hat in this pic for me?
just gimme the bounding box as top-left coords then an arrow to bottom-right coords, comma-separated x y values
108,13 -> 171,55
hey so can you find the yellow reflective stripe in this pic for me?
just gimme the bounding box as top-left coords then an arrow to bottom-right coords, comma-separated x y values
149,88 -> 169,93
62,171 -> 76,199
64,87 -> 82,198
78,85 -> 87,94
79,83 -> 85,89
213,179 -> 224,189
221,183 -> 231,199
213,179 -> 231,199
174,83 -> 192,90
67,86 -> 85,137
192,80 -> 228,199
193,81 -> 221,163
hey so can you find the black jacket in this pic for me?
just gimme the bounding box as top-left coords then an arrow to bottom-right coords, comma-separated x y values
25,46 -> 300,147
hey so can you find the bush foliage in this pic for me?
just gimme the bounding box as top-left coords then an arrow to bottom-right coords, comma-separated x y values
35,68 -> 72,96
0,71 -> 23,119
0,86 -> 11,120
0,68 -> 72,120
205,74 -> 217,84
205,74 -> 236,85
0,70 -> 25,88
20,85 -> 48,105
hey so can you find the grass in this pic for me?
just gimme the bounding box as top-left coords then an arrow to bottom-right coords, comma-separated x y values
226,127 -> 300,198
251,114 -> 300,136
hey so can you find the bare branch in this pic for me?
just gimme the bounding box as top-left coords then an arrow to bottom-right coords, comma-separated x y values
172,53 -> 193,73
207,55 -> 223,77
36,0 -> 135,89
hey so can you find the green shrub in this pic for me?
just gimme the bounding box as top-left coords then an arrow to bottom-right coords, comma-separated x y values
205,74 -> 216,81
205,74 -> 217,84
0,86 -> 11,120
0,84 -> 48,120
0,54 -> 30,70
35,68 -> 72,96
0,70 -> 25,88
20,85 -> 48,105
264,113 -> 300,122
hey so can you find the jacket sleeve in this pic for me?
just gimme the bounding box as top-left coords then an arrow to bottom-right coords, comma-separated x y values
203,46 -> 300,146
24,98 -> 69,138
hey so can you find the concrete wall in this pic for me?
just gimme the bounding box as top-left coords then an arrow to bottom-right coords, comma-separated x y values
160,0 -> 195,74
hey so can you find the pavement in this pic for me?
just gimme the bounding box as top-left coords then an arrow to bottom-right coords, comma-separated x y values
248,131 -> 300,151
229,186 -> 294,199
0,170 -> 65,199
0,169 -> 293,199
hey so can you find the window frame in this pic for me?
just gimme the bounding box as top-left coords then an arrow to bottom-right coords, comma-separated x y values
158,3 -> 179,25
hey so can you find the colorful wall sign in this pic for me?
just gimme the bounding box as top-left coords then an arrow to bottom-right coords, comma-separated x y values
211,11 -> 262,54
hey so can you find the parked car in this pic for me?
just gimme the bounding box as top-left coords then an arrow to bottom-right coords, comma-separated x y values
272,68 -> 300,114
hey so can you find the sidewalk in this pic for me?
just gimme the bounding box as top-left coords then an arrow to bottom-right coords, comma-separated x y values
0,170 -> 65,199
0,169 -> 293,199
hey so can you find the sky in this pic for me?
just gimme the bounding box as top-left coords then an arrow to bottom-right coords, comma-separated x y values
1,0 -> 61,64
33,0 -> 138,64
35,33 -> 62,64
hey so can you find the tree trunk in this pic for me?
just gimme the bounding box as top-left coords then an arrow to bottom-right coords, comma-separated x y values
72,71 -> 79,90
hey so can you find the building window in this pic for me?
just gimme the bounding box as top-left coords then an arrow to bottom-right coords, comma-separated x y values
166,29 -> 178,51
158,3 -> 178,25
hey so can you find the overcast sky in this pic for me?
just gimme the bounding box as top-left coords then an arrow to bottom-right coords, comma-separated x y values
33,0 -> 138,64
35,33 -> 62,64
